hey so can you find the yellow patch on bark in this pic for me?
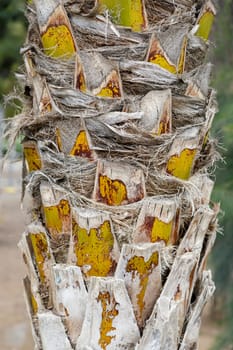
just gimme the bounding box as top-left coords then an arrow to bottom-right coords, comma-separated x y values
148,36 -> 187,74
24,145 -> 42,172
99,175 -> 128,206
166,148 -> 197,180
55,128 -> 62,152
202,131 -> 209,149
29,233 -> 49,283
98,0 -> 146,32
151,218 -> 173,244
31,293 -> 38,314
41,24 -> 76,58
97,292 -> 119,350
126,252 -> 159,320
96,71 -> 122,98
76,69 -> 87,92
97,82 -> 121,98
43,199 -> 71,238
72,220 -> 115,277
177,37 -> 187,74
196,11 -> 215,41
157,120 -> 170,135
149,53 -> 177,74
70,130 -> 92,158
130,0 -> 147,32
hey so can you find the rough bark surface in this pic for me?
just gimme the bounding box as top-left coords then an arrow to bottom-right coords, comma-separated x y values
11,0 -> 219,349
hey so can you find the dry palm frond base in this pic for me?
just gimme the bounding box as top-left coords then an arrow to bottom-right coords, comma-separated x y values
6,0 -> 221,349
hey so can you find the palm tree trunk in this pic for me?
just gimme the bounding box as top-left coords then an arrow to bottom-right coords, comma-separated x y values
15,0 -> 219,349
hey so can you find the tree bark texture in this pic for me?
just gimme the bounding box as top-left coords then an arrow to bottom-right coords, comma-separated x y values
13,0 -> 219,349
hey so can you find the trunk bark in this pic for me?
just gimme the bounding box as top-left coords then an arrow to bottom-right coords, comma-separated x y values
13,0 -> 219,348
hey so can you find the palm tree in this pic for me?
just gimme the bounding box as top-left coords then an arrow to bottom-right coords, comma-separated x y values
16,0 -> 219,348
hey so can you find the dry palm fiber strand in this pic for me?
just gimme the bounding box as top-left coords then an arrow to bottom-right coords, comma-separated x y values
6,0 -> 221,349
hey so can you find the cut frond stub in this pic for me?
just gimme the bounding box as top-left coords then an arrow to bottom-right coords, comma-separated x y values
133,197 -> 180,245
34,0 -> 77,59
140,89 -> 172,135
40,182 -> 72,239
97,0 -> 148,32
146,27 -> 188,75
115,243 -> 162,329
68,207 -> 120,278
195,0 -> 216,41
166,126 -> 201,180
93,160 -> 146,205
76,277 -> 140,349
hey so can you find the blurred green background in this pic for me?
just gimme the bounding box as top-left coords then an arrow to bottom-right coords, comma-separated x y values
0,0 -> 232,348
0,0 -> 26,118
210,1 -> 233,348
